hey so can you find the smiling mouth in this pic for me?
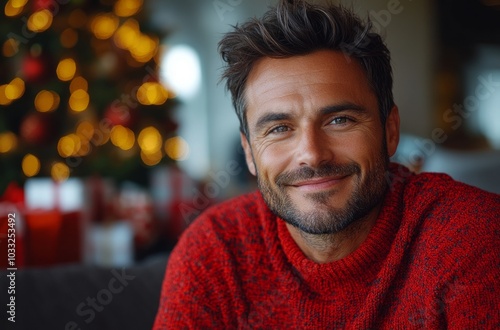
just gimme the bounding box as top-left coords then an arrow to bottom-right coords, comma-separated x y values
291,175 -> 350,192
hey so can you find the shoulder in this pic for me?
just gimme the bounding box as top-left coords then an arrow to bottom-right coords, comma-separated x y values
402,171 -> 500,261
405,171 -> 500,218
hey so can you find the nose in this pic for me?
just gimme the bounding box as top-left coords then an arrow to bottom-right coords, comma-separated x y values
294,127 -> 333,168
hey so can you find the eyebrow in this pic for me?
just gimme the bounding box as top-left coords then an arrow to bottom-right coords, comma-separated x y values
253,102 -> 367,132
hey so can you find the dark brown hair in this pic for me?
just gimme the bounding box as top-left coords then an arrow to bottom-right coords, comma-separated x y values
218,0 -> 394,138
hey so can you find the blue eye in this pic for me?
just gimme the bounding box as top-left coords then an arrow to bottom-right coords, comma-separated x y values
330,117 -> 350,125
269,125 -> 289,134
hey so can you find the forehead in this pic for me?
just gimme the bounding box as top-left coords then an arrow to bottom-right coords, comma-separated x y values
244,50 -> 378,124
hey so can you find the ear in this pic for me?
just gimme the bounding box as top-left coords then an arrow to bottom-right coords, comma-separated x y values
385,105 -> 400,157
240,132 -> 257,176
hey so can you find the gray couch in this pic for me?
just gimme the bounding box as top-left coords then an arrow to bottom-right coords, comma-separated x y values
0,254 -> 168,330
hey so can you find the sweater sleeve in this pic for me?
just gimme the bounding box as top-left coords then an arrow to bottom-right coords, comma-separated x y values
152,218 -> 227,329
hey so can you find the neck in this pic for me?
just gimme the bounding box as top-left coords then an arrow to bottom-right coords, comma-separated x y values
285,205 -> 381,263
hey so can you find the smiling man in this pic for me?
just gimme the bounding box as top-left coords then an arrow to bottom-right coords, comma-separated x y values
154,1 -> 500,329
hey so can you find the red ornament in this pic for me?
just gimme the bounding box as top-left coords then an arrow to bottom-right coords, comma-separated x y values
104,102 -> 135,128
20,112 -> 52,145
21,55 -> 47,83
32,0 -> 56,12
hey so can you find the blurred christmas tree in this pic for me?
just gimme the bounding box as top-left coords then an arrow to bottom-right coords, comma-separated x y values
0,0 -> 182,194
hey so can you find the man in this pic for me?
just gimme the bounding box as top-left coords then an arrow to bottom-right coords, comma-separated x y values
154,0 -> 500,328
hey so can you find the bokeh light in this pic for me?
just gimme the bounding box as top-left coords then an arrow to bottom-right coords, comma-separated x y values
0,131 -> 18,153
35,90 -> 60,112
140,149 -> 162,166
110,125 -> 135,151
51,162 -> 70,181
70,76 -> 88,93
114,0 -> 143,17
91,13 -> 119,40
3,38 -> 19,57
22,154 -> 41,177
113,19 -> 140,50
0,85 -> 11,105
56,58 -> 77,81
58,134 -> 82,158
27,9 -> 53,33
4,77 -> 25,101
69,89 -> 89,112
137,82 -> 168,105
164,136 -> 190,161
4,0 -> 24,17
138,126 -> 162,154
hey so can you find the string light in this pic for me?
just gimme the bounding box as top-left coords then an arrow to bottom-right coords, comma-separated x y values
69,89 -> 90,112
91,13 -> 119,40
56,58 -> 77,81
165,136 -> 190,161
27,9 -> 53,33
35,90 -> 60,112
22,154 -> 41,177
138,126 -> 162,154
0,131 -> 17,153
51,162 -> 70,181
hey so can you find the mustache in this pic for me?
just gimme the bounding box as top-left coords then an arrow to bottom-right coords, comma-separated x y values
275,162 -> 361,186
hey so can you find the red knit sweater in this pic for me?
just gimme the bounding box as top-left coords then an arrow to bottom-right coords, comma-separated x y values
154,165 -> 500,329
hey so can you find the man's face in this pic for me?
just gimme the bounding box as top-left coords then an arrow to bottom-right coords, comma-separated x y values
241,50 -> 400,235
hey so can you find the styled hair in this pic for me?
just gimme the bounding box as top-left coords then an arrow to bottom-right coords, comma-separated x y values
218,0 -> 394,138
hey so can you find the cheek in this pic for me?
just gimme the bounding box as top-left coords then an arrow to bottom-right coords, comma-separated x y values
336,131 -> 384,165
255,144 -> 293,179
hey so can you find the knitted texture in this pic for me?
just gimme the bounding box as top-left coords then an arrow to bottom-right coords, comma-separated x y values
154,164 -> 500,329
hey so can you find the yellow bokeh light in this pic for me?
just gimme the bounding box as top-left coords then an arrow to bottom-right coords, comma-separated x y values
22,154 -> 40,177
69,89 -> 89,112
27,9 -> 53,33
75,140 -> 91,156
138,126 -> 162,153
0,85 -> 11,105
4,1 -> 23,17
51,162 -> 70,181
0,131 -> 18,153
56,58 -> 77,81
60,28 -> 78,48
11,0 -> 28,8
130,35 -> 157,63
35,90 -> 60,112
110,125 -> 135,151
76,120 -> 95,141
165,136 -> 190,161
3,38 -> 19,57
5,77 -> 25,100
114,0 -> 143,17
137,82 -> 168,105
57,134 -> 81,158
113,19 -> 140,50
140,150 -> 162,166
91,13 -> 119,40
70,76 -> 88,93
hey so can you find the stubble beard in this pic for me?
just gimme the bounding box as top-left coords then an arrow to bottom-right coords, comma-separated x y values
257,152 -> 389,235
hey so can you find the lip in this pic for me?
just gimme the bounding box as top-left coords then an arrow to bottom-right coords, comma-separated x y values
291,175 -> 349,192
